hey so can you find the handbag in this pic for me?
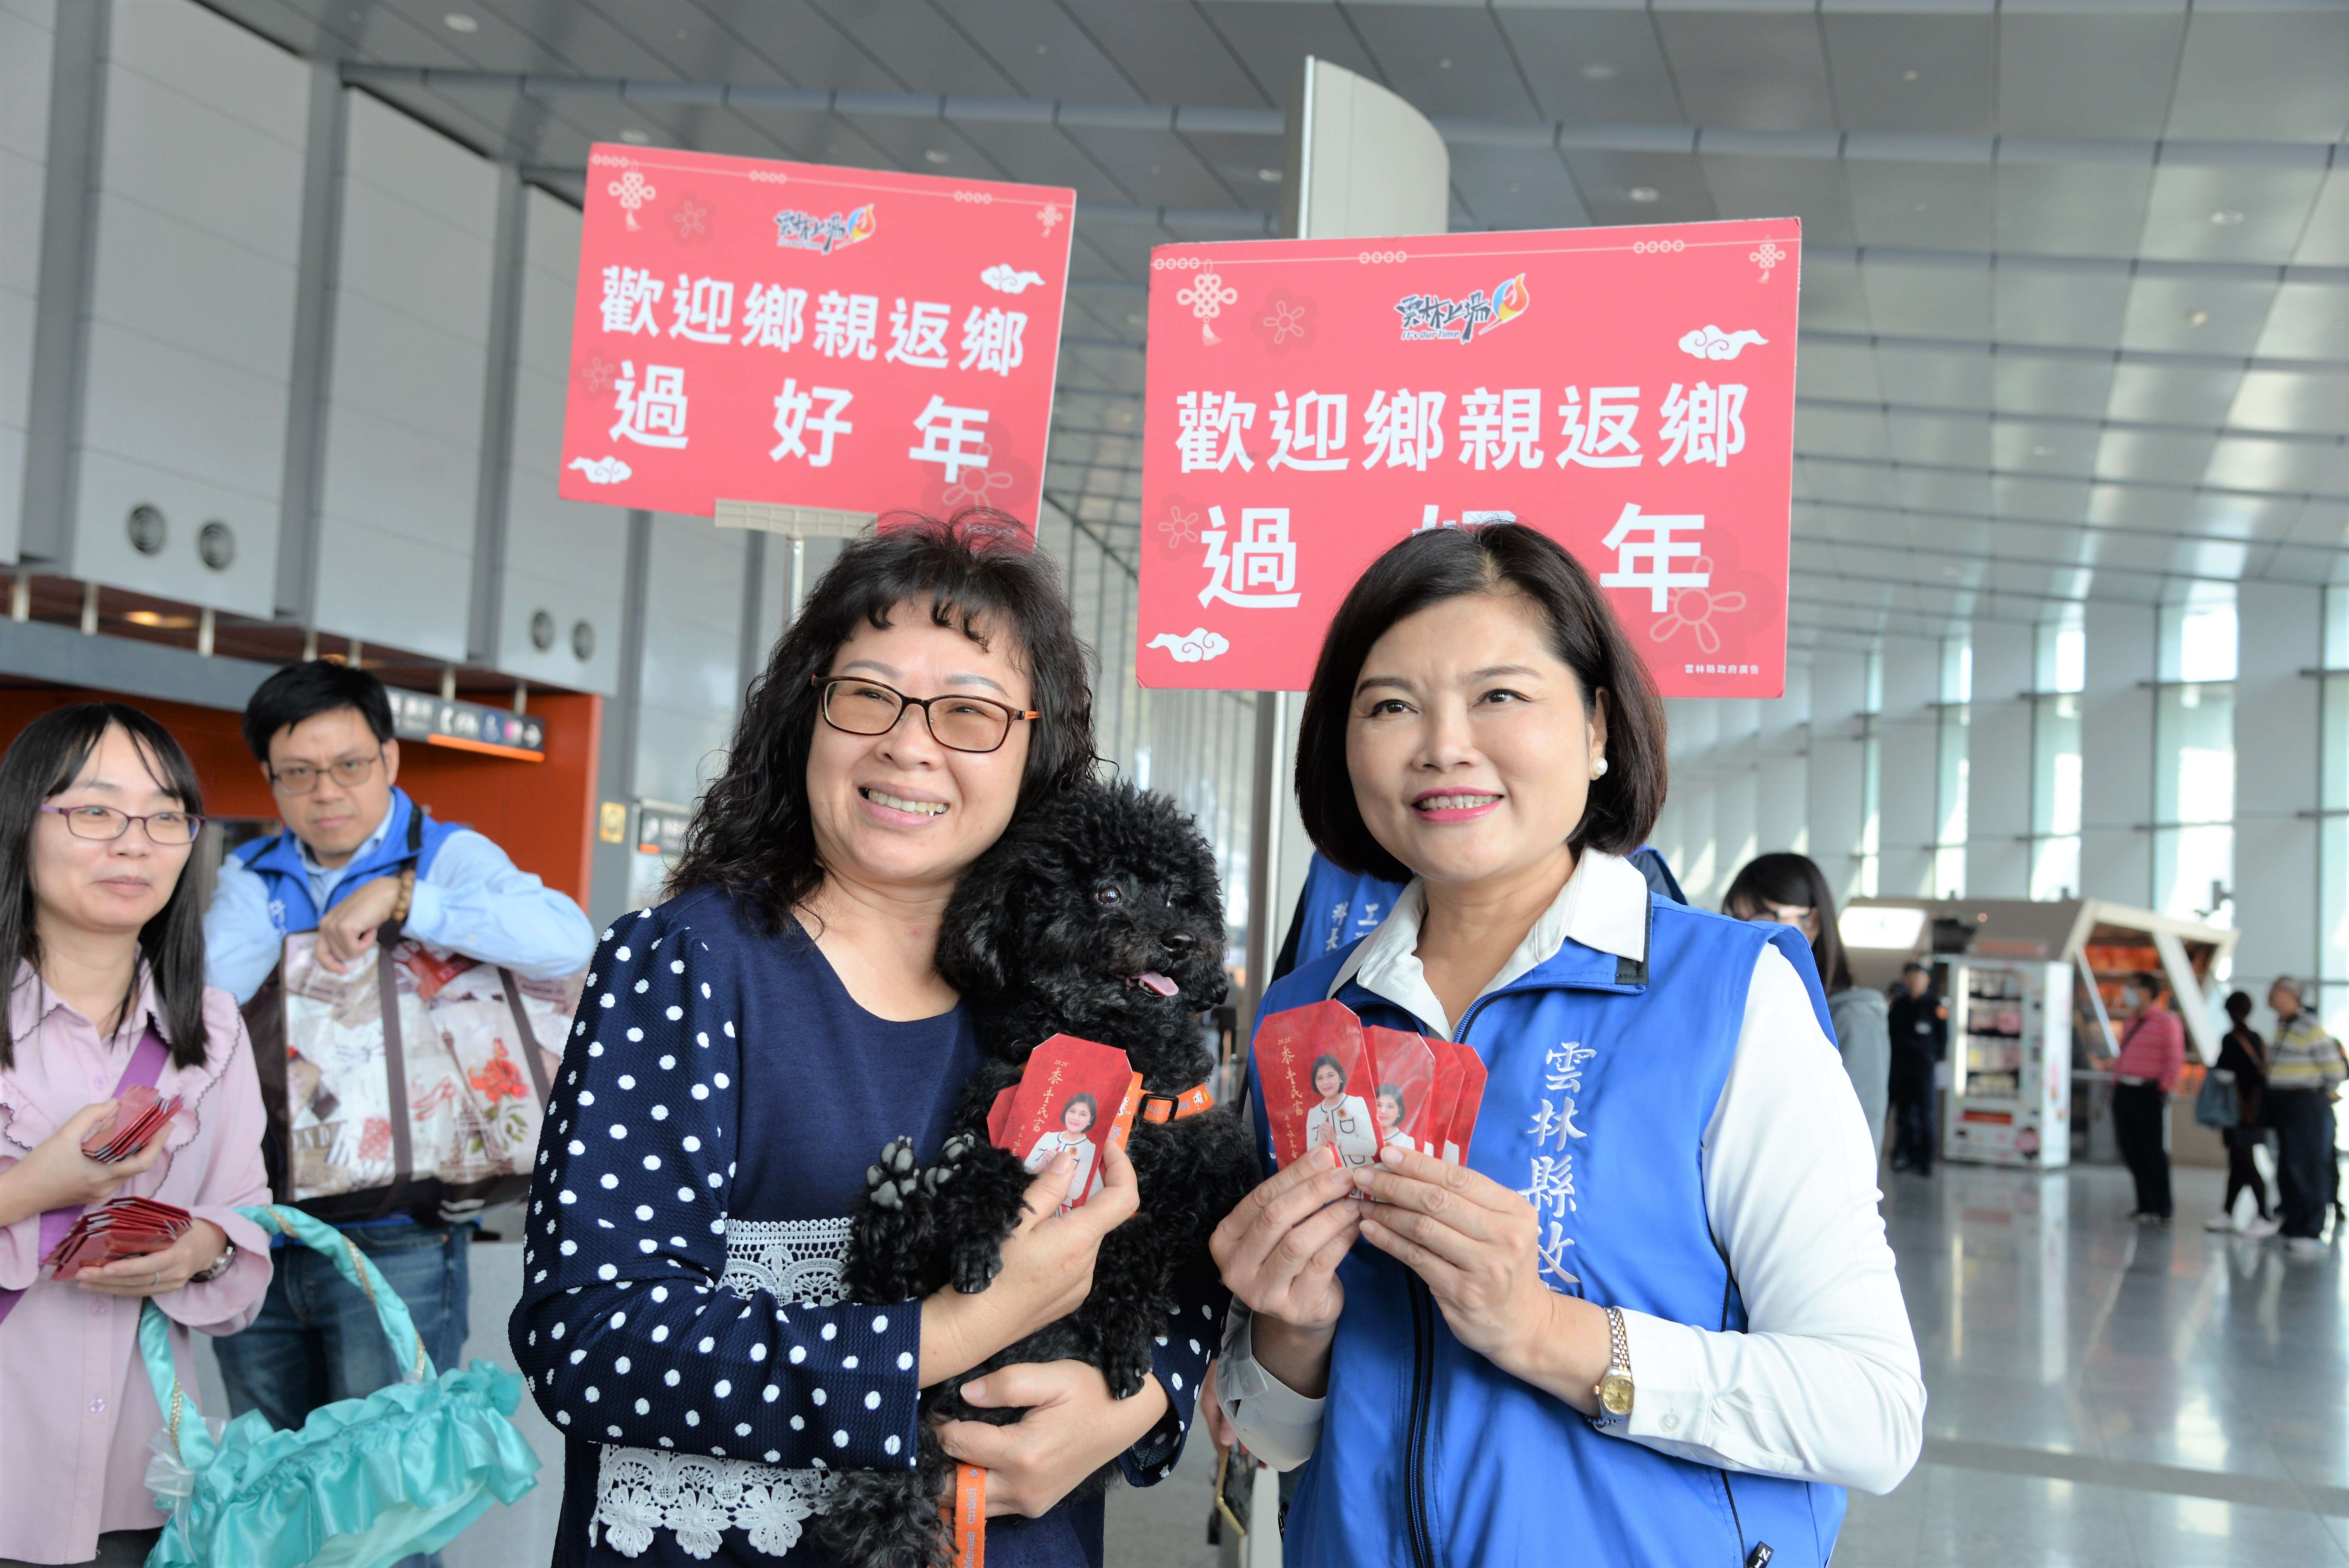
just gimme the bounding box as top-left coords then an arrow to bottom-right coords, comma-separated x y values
139,1203 -> 539,1568
2194,1067 -> 2240,1130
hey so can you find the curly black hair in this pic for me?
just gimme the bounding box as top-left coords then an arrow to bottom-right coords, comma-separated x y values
667,510 -> 1097,930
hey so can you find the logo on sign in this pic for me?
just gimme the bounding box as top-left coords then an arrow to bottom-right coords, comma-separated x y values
1395,273 -> 1530,345
773,203 -> 877,255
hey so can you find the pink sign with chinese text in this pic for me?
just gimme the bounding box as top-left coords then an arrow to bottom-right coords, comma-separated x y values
1137,219 -> 1800,696
560,144 -> 1075,528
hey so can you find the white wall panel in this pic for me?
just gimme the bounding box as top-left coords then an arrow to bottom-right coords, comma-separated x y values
2082,600 -> 2156,905
1808,650 -> 1870,901
71,0 -> 304,609
1757,665 -> 1811,861
1967,625 -> 2034,897
0,0 -> 53,561
1715,698 -> 1761,901
2233,582 -> 2319,988
634,511 -> 747,808
497,189 -> 627,695
1878,638 -> 1941,898
312,91 -> 494,658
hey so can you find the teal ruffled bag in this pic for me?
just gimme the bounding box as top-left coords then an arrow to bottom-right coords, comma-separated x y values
138,1204 -> 541,1568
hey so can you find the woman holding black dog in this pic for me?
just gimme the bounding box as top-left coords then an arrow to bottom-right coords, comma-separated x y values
1210,524 -> 1923,1566
512,514 -> 1214,1566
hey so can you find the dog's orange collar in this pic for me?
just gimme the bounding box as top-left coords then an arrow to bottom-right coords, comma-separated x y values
1139,1082 -> 1215,1124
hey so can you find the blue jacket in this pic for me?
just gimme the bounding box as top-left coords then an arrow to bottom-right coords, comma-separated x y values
1249,896 -> 1845,1568
228,787 -> 462,935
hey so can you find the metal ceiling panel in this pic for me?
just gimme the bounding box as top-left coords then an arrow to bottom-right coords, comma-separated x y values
1992,355 -> 2115,419
2097,429 -> 2221,488
682,0 -> 903,93
1887,410 -> 1991,469
1996,13 -> 2185,141
2138,162 -> 2329,267
1343,3 -> 1542,122
2253,280 -> 2349,360
1070,227 -> 1146,283
1797,253 -> 1874,331
1843,160 -> 1993,250
1860,259 -> 1990,340
2087,482 -> 2196,534
2164,10 -> 2349,144
1993,269 -> 2132,351
1871,342 -> 1992,408
829,111 -> 1003,175
1796,341 -> 1884,403
1650,11 -> 1835,134
1796,456 -> 1900,509
2116,274 -> 2278,356
799,0 -> 1025,97
1993,162 -> 2154,259
1795,406 -> 1893,461
1820,14 -> 1995,136
1993,423 -> 2101,479
1556,148 -> 1716,226
477,0 -> 708,81
937,0 -> 1148,103
2297,171 -> 2349,268
360,77 -> 538,161
1053,0 -> 1273,108
1700,153 -> 1857,247
1898,467 -> 1992,517
2228,369 -> 2349,437
339,0 -> 570,74
1488,5 -> 1684,126
1192,2 -> 1383,92
722,102 -> 899,169
1178,131 -> 1289,214
2104,362 -> 2246,426
2288,500 -> 2347,550
947,119 -> 1138,205
1993,473 -> 2094,524
1446,143 -> 1592,231
2182,492 -> 2305,543
1059,124 -> 1237,210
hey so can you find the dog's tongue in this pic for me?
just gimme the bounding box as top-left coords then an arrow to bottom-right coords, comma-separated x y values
1137,972 -> 1180,998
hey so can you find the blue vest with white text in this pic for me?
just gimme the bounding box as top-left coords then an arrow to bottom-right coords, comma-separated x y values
1249,898 -> 1842,1568
230,788 -> 460,937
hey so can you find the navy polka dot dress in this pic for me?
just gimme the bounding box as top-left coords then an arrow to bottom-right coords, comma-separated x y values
510,885 -> 1216,1565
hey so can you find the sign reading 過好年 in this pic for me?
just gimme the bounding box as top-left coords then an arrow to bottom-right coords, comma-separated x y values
560,144 -> 1076,532
1137,219 -> 1800,697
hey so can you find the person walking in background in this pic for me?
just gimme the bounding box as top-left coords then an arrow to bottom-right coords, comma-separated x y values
201,660 -> 595,1568
1724,852 -> 1889,1158
2264,977 -> 2345,1260
0,706 -> 271,1568
2207,991 -> 2276,1236
1888,962 -> 1947,1174
2109,971 -> 2185,1224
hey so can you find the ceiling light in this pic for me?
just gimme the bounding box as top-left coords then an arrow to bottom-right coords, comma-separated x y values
2185,309 -> 2209,326
1628,186 -> 1660,203
443,12 -> 478,32
1579,63 -> 1616,81
1035,43 -> 1048,54
2208,209 -> 2245,226
1508,182 -> 1521,193
619,129 -> 651,145
1439,57 -> 1453,69
2032,445 -> 2052,457
923,149 -> 949,164
1902,69 -> 1919,81
1257,167 -> 1281,183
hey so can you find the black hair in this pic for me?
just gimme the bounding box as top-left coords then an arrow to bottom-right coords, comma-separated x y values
1722,852 -> 1853,993
241,659 -> 394,761
670,511 -> 1096,930
2134,971 -> 2168,1007
1061,1091 -> 1100,1128
0,704 -> 210,1071
1377,1083 -> 1405,1116
1902,960 -> 1931,976
1310,1053 -> 1347,1092
1294,523 -> 1667,884
2225,990 -> 2253,1023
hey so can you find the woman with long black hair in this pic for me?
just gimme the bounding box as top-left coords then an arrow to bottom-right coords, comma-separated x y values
0,704 -> 271,1566
1723,852 -> 1890,1156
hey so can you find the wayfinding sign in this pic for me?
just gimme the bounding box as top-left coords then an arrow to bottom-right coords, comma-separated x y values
1137,218 -> 1801,697
560,144 -> 1075,531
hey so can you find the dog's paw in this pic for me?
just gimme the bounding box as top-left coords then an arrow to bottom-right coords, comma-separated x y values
950,1235 -> 1007,1295
1103,1342 -> 1152,1402
866,1137 -> 923,1210
923,1133 -> 977,1193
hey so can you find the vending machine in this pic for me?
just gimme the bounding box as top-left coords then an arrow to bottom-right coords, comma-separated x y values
1944,958 -> 2074,1169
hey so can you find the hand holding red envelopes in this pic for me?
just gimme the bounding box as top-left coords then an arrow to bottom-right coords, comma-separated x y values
986,1033 -> 1145,1213
1254,1001 -> 1482,1172
79,1084 -> 181,1164
41,1195 -> 193,1281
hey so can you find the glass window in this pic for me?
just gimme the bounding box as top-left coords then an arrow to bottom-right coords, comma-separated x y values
2153,593 -> 2237,925
1933,637 -> 1970,899
2028,619 -> 2084,900
1860,651 -> 1882,898
2319,590 -> 2349,1032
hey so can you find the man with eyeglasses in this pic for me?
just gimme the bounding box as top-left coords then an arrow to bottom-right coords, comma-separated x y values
202,660 -> 593,1544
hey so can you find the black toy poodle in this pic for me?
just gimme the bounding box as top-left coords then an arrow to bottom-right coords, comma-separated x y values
818,780 -> 1261,1568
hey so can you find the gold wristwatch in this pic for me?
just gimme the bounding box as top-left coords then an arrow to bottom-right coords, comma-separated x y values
1593,1305 -> 1634,1430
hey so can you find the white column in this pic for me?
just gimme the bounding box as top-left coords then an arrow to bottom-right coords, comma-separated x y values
2234,583 -> 2320,987
1967,623 -> 2034,898
1878,637 -> 1941,898
1808,650 -> 1870,900
1758,663 -> 1812,859
1713,698 -> 1760,900
1665,696 -> 1722,903
2082,601 -> 2156,905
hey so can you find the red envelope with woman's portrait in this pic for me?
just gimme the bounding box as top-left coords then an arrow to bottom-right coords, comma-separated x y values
1362,1026 -> 1439,1156
1253,1000 -> 1384,1171
986,1034 -> 1144,1213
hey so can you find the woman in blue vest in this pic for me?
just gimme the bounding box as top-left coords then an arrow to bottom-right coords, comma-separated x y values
1210,524 -> 1923,1567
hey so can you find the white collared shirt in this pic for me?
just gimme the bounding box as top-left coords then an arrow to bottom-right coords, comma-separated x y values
1217,851 -> 1925,1496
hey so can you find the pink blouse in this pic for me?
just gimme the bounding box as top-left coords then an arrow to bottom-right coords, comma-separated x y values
0,969 -> 273,1564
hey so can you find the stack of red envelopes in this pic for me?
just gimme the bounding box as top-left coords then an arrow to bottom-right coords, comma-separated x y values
80,1085 -> 182,1164
986,1034 -> 1145,1214
1253,1000 -> 1486,1172
42,1196 -> 192,1280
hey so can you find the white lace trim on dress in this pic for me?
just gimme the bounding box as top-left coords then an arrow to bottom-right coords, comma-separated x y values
592,1215 -> 856,1559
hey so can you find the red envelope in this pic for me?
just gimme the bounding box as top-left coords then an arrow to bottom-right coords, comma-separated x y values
1253,1000 -> 1383,1172
988,1035 -> 1143,1212
1362,1026 -> 1439,1156
43,1196 -> 191,1280
1446,1043 -> 1490,1165
1417,1037 -> 1466,1164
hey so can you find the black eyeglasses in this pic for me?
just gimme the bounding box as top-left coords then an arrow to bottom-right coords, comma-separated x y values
40,804 -> 205,845
268,752 -> 383,796
811,676 -> 1039,755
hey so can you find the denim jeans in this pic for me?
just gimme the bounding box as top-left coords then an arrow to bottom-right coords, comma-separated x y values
214,1221 -> 473,1568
